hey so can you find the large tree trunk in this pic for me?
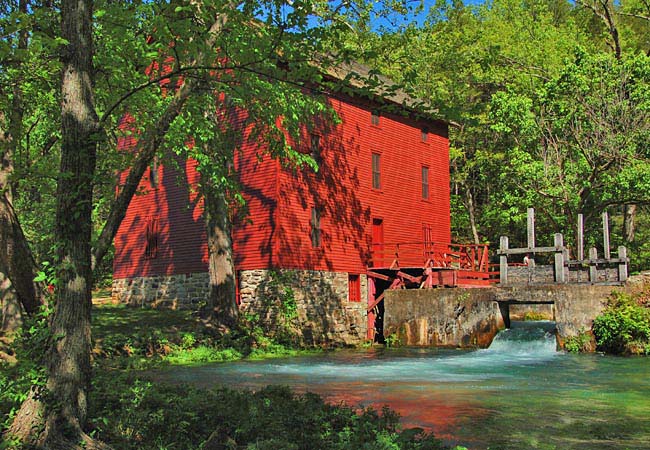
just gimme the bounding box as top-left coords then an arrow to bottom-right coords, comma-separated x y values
0,273 -> 22,336
623,203 -> 636,243
0,192 -> 44,315
42,0 -> 99,442
0,0 -> 46,318
9,0 -> 105,445
1,109 -> 44,317
203,185 -> 238,329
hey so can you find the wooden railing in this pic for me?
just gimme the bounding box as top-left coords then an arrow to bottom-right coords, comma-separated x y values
369,241 -> 491,274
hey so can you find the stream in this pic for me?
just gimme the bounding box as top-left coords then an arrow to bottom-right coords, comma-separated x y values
153,321 -> 650,449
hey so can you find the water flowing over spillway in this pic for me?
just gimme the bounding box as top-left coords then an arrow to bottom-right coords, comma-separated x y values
154,322 -> 650,449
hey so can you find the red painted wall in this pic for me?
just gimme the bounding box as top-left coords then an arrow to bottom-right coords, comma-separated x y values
275,96 -> 450,274
113,94 -> 450,279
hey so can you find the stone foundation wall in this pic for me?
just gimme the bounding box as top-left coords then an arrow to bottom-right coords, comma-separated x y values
238,269 -> 367,346
112,272 -> 210,309
112,269 -> 368,347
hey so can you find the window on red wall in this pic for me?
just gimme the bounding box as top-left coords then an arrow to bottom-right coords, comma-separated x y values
371,110 -> 380,126
421,127 -> 428,142
311,207 -> 321,248
310,134 -> 321,164
348,274 -> 361,302
372,153 -> 381,190
144,218 -> 159,259
422,165 -> 429,200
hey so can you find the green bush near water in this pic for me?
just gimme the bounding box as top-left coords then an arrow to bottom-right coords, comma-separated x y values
88,376 -> 448,449
593,291 -> 650,355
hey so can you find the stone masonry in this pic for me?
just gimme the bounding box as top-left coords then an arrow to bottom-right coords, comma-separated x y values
112,269 -> 368,347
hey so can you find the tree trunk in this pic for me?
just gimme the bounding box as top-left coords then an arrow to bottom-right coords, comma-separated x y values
0,272 -> 22,335
40,0 -> 99,442
0,193 -> 44,315
623,203 -> 636,243
465,185 -> 480,244
1,109 -> 44,316
203,185 -> 238,328
0,0 -> 46,318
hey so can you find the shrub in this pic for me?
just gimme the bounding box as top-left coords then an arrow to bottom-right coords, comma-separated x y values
593,291 -> 650,355
89,374 -> 449,450
563,329 -> 593,353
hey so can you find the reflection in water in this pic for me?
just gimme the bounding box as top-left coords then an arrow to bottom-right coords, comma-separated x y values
153,322 -> 650,449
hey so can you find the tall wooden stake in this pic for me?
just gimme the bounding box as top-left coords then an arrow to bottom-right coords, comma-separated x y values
603,212 -> 611,260
577,214 -> 584,261
618,246 -> 628,282
554,233 -> 565,283
589,247 -> 598,282
527,208 -> 535,249
499,236 -> 509,285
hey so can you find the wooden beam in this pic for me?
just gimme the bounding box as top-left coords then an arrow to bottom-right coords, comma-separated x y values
618,246 -> 628,282
367,271 -> 391,281
527,208 -> 535,249
577,214 -> 584,261
499,236 -> 508,285
603,212 -> 611,260
589,247 -> 598,282
497,246 -> 561,255
367,292 -> 385,312
554,233 -> 565,283
396,271 -> 421,284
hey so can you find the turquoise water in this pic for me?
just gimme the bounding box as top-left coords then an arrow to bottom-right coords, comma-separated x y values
153,322 -> 650,449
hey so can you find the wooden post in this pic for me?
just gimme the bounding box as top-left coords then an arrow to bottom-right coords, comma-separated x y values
554,233 -> 565,283
577,214 -> 584,261
527,208 -> 535,249
589,247 -> 598,283
618,246 -> 628,282
603,212 -> 610,260
499,236 -> 509,285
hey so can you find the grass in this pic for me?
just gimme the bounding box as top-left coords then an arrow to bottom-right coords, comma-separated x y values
91,301 -> 319,368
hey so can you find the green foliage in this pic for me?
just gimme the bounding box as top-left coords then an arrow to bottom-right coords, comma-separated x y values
90,303 -> 311,368
593,291 -> 650,355
564,329 -> 593,353
88,376 -> 447,450
247,270 -> 302,346
0,305 -> 52,436
384,333 -> 401,348
522,311 -> 548,321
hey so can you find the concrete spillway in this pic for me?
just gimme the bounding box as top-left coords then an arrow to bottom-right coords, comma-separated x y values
383,283 -> 622,349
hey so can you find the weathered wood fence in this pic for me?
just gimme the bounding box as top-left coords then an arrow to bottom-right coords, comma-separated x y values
497,208 -> 628,285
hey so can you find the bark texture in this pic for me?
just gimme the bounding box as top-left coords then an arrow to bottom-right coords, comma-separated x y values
203,186 -> 238,328
623,203 -> 636,243
0,273 -> 22,335
0,0 -> 45,318
40,0 -> 99,443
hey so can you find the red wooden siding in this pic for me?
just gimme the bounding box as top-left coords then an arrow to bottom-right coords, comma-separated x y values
275,96 -> 450,274
113,92 -> 450,279
113,157 -> 208,279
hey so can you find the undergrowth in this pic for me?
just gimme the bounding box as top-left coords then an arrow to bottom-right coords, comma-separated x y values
88,375 -> 450,449
593,290 -> 650,355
